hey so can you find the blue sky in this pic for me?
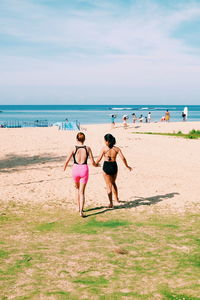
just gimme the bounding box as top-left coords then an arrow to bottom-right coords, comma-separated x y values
0,0 -> 200,104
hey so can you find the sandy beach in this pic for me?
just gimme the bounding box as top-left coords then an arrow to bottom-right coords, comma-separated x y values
0,121 -> 200,214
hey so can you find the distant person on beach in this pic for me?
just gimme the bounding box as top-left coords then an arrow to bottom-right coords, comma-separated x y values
147,112 -> 151,123
122,115 -> 128,128
95,134 -> 132,208
160,116 -> 165,122
165,110 -> 170,122
64,132 -> 97,217
111,114 -> 116,128
139,115 -> 143,122
132,113 -> 137,123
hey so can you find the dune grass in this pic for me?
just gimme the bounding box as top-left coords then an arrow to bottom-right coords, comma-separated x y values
132,129 -> 200,139
0,203 -> 199,299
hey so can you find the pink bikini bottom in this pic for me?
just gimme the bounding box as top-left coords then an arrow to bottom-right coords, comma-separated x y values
72,164 -> 89,184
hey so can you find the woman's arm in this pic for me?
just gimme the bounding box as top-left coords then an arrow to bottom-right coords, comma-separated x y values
87,147 -> 97,167
63,149 -> 73,171
95,148 -> 104,165
118,148 -> 132,171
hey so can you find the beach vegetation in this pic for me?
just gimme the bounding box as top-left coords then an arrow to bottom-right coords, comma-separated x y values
132,129 -> 200,139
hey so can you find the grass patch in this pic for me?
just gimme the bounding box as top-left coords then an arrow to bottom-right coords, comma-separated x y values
0,204 -> 199,299
71,218 -> 131,234
36,221 -> 58,232
0,250 -> 9,259
73,276 -> 108,286
5,255 -> 32,276
146,222 -> 179,229
162,289 -> 200,300
132,129 -> 200,139
133,218 -> 179,230
46,290 -> 71,297
110,291 -> 150,299
179,253 -> 200,268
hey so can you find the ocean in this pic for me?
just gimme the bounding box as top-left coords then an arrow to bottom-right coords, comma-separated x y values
0,105 -> 200,125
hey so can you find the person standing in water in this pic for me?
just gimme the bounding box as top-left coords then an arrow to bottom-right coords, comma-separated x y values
165,110 -> 170,122
147,112 -> 151,123
182,112 -> 186,121
64,132 -> 97,217
139,114 -> 143,122
132,113 -> 137,123
95,134 -> 132,208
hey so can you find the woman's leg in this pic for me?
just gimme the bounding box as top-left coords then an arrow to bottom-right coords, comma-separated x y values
103,173 -> 113,208
79,182 -> 87,216
111,174 -> 119,202
74,182 -> 80,211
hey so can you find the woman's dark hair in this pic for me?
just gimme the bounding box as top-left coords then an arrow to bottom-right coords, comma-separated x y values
76,132 -> 85,143
104,133 -> 116,148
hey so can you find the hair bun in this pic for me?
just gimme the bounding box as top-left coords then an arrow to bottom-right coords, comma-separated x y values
104,134 -> 116,148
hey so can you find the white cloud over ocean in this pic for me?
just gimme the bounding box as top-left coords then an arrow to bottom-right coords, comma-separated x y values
0,0 -> 200,104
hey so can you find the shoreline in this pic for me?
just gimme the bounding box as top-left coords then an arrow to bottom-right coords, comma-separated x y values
83,121 -> 200,133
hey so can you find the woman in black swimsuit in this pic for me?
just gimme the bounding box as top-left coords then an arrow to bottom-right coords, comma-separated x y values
95,134 -> 132,208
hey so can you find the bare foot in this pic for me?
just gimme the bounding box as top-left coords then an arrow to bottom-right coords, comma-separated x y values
80,211 -> 85,217
108,203 -> 114,208
115,198 -> 120,203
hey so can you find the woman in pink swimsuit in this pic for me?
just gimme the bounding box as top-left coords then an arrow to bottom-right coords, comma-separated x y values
64,132 -> 96,217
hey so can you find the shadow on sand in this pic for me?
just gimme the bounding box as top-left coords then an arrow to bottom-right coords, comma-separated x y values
0,154 -> 67,173
84,192 -> 179,217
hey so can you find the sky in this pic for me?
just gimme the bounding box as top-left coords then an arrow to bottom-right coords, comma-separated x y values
0,0 -> 200,105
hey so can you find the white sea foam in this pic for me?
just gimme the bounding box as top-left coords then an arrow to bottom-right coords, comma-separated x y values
112,107 -> 133,110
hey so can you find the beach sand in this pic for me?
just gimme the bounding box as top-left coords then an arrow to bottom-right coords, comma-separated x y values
0,121 -> 200,214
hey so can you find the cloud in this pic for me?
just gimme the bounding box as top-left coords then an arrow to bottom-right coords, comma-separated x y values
1,0 -> 200,56
0,0 -> 200,103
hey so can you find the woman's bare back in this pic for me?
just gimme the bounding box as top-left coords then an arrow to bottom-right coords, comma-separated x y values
103,146 -> 119,162
73,146 -> 89,164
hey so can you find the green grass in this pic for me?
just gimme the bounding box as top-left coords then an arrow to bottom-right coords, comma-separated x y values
162,289 -> 200,300
3,255 -> 32,276
36,221 -> 59,232
109,291 -> 150,299
73,276 -> 108,286
71,218 -> 131,234
132,129 -> 200,139
0,249 -> 9,259
0,204 -> 199,299
179,253 -> 200,268
45,290 -> 71,298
